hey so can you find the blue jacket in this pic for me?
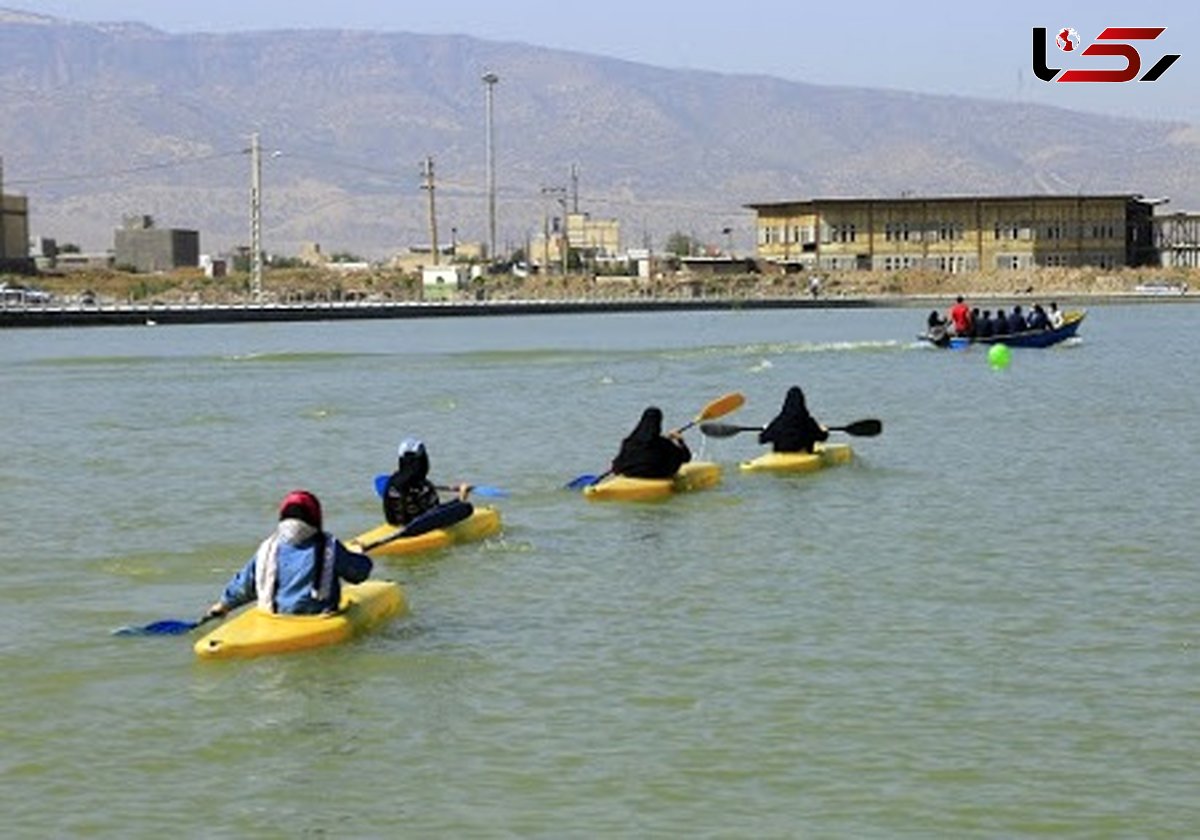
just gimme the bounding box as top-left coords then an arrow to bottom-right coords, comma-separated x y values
219,533 -> 372,615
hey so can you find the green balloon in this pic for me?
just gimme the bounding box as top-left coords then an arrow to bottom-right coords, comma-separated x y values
988,343 -> 1012,369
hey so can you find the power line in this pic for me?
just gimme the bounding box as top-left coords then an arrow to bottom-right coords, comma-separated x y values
5,150 -> 245,186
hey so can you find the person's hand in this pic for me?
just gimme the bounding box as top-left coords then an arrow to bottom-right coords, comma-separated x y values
205,602 -> 229,620
457,483 -> 473,500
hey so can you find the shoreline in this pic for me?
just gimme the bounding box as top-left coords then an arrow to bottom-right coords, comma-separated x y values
0,291 -> 1193,328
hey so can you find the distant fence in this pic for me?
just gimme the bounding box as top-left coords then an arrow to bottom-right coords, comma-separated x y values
0,295 -> 872,328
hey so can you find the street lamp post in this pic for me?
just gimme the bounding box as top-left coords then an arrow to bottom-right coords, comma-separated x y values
249,132 -> 263,300
482,71 -> 499,263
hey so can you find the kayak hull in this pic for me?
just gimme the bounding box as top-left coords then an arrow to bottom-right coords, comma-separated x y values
740,443 -> 853,473
348,505 -> 502,557
194,580 -> 405,660
584,460 -> 722,502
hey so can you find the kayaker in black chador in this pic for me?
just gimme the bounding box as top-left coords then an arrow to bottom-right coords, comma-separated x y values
383,438 -> 472,527
611,407 -> 691,479
758,386 -> 829,454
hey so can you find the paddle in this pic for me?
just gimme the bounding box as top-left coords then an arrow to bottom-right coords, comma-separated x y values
357,499 -> 476,552
113,613 -> 218,637
565,391 -> 746,490
373,474 -> 508,499
700,418 -> 883,438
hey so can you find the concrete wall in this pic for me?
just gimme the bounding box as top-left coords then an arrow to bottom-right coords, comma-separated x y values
114,227 -> 200,272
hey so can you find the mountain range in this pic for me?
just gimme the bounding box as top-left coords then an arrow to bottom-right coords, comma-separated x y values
2,7 -> 1199,260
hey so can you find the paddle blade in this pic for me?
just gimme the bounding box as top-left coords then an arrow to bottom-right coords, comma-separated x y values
696,392 -> 745,423
113,618 -> 200,637
469,484 -> 510,499
700,422 -> 763,439
564,473 -> 600,491
374,474 -> 389,497
831,419 -> 883,437
437,482 -> 510,499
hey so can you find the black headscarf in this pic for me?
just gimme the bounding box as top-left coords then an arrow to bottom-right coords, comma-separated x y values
627,407 -> 663,443
780,387 -> 807,419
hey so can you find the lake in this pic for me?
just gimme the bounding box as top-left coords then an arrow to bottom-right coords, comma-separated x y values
1,305 -> 1197,837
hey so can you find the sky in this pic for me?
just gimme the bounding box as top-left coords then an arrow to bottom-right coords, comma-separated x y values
8,0 -> 1200,125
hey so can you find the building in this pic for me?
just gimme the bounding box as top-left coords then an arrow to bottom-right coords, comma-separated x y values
421,265 -> 472,300
1154,211 -> 1200,268
113,215 -> 199,273
746,194 -> 1158,272
532,212 -> 621,271
1,191 -> 31,269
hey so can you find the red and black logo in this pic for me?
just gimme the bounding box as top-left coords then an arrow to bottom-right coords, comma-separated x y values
1033,27 -> 1180,82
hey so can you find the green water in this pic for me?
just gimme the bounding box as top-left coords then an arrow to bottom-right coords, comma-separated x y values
1,307 -> 1197,837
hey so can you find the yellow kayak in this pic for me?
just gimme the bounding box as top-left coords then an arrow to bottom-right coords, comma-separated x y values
194,580 -> 405,660
584,461 -> 722,502
740,443 -> 853,473
347,505 -> 502,557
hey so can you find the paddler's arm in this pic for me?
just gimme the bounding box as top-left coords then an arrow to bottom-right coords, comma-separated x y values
205,555 -> 257,617
334,540 -> 373,584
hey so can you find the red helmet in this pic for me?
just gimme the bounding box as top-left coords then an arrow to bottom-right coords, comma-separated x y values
279,490 -> 322,529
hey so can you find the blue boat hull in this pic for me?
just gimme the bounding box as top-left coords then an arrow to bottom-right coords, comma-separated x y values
924,311 -> 1085,349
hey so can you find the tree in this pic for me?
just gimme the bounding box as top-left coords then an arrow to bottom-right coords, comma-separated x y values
664,231 -> 697,258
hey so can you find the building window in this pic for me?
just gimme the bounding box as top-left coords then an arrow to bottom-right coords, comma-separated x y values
831,223 -> 857,243
936,222 -> 962,241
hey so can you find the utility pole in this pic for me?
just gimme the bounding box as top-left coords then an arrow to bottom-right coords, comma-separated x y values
248,132 -> 263,299
482,72 -> 499,263
540,185 -> 566,274
421,156 -> 439,266
0,154 -> 6,260
559,192 -> 569,275
570,163 -> 579,213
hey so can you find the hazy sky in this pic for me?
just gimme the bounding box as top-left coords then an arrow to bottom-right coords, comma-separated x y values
9,0 -> 1200,123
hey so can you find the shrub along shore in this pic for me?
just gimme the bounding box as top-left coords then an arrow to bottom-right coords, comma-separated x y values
1,265 -> 1194,316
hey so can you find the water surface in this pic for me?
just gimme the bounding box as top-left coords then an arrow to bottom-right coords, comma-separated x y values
1,306 -> 1197,837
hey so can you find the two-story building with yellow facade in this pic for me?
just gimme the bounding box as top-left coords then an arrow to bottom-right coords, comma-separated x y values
746,194 -> 1157,272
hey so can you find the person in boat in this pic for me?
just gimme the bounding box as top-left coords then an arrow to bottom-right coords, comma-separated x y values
1027,304 -> 1049,330
382,437 -> 472,528
1047,302 -> 1064,329
205,490 -> 372,618
947,295 -> 971,335
976,310 -> 995,339
611,406 -> 692,479
968,308 -> 981,338
993,308 -> 1010,336
925,310 -> 950,346
1008,305 -> 1028,334
759,386 -> 829,454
